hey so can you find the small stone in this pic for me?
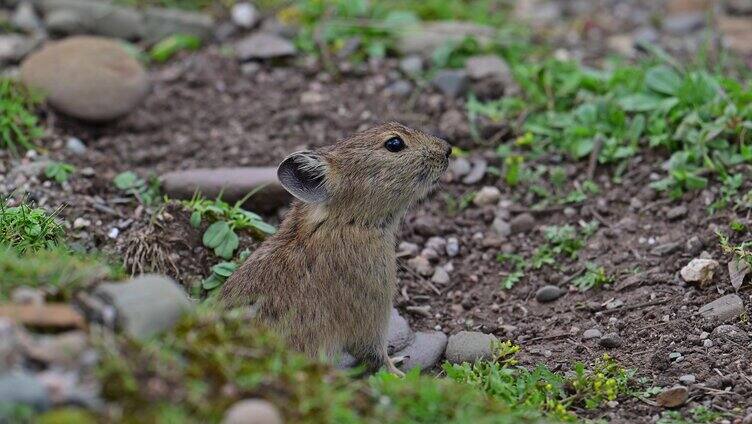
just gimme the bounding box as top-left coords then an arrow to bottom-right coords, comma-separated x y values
387,308 -> 414,354
222,399 -> 283,424
431,267 -> 450,285
698,294 -> 746,323
384,80 -> 412,97
425,236 -> 447,253
685,236 -> 703,256
431,69 -> 469,98
235,32 -> 295,60
656,385 -> 689,407
11,287 -> 44,305
492,217 -> 511,237
107,227 -> 119,239
395,331 -> 448,371
664,12 -> 705,35
668,352 -> 682,361
12,2 -> 42,33
462,158 -> 487,185
703,339 -> 713,348
582,328 -> 602,340
0,34 -> 37,64
464,54 -> 510,81
599,333 -> 622,348
680,258 -> 720,286
65,137 -> 87,155
23,330 -> 88,366
0,371 -> 50,412
651,242 -> 681,256
407,256 -> 433,277
446,237 -> 459,257
73,217 -> 90,229
535,285 -> 565,303
399,55 -> 423,75
445,331 -> 497,364
712,324 -> 750,343
231,2 -> 258,29
473,186 -> 501,207
510,213 -> 536,234
398,241 -> 419,256
729,259 -> 750,291
679,374 -> 696,385
94,274 -> 193,340
20,36 -> 149,121
607,34 -> 635,56
605,299 -> 624,310
666,205 -> 688,220
421,247 -> 439,261
448,157 -> 471,178
160,167 -> 289,213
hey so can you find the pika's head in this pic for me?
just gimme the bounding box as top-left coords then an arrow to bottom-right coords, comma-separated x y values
277,122 -> 451,225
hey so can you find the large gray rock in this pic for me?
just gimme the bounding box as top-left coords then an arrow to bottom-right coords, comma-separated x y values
94,274 -> 193,340
143,7 -> 214,42
20,36 -> 149,121
387,308 -> 414,355
222,399 -> 283,424
0,371 -> 50,413
445,331 -> 497,364
235,32 -> 296,60
698,294 -> 746,323
40,0 -> 145,39
396,331 -> 447,372
397,21 -> 496,55
160,167 -> 291,213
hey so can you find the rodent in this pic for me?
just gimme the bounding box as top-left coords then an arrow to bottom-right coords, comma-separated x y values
220,122 -> 451,375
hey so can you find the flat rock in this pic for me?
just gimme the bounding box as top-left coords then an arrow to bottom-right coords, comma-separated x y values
396,331 -> 448,372
698,294 -> 745,323
95,274 -> 193,340
387,308 -> 414,355
656,385 -> 688,407
0,303 -> 85,329
235,32 -> 296,60
21,330 -> 88,366
222,399 -> 283,424
445,331 -> 497,364
397,21 -> 495,55
680,258 -> 719,286
0,371 -> 50,412
20,36 -> 149,121
143,6 -> 214,42
431,69 -> 468,98
160,167 -> 290,213
582,328 -> 602,340
39,0 -> 145,39
231,2 -> 259,29
712,324 -> 750,343
535,285 -> 565,303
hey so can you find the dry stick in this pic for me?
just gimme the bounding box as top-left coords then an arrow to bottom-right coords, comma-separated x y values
527,333 -> 572,343
586,135 -> 604,181
599,297 -> 670,315
399,262 -> 441,295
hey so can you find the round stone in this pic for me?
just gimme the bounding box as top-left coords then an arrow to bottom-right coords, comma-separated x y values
222,399 -> 283,424
20,36 -> 149,122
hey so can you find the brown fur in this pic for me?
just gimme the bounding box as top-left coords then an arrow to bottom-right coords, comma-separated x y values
220,122 -> 450,374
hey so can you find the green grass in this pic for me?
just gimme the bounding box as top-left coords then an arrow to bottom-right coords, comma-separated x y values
0,246 -> 122,301
0,78 -> 44,155
94,307 -> 638,423
0,198 -> 64,254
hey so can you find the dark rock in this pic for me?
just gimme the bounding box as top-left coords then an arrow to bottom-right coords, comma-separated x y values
396,331 -> 448,371
535,285 -> 565,303
445,331 -> 497,363
160,167 -> 290,213
599,333 -> 622,348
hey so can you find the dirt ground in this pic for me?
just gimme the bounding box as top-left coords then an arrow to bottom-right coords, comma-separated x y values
4,18 -> 752,424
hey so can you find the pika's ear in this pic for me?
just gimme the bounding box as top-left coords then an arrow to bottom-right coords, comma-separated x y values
277,151 -> 329,203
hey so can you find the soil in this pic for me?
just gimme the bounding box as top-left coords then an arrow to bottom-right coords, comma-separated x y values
4,28 -> 752,424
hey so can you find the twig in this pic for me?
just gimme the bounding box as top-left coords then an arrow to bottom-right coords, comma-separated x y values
527,333 -> 571,343
586,135 -> 604,181
599,297 -> 670,315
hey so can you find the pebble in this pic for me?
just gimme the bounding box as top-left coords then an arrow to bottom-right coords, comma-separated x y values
680,258 -> 719,286
230,2 -> 259,29
384,80 -> 412,97
11,286 -> 44,305
387,308 -> 414,354
664,12 -> 705,35
582,328 -> 602,340
65,137 -> 87,155
23,331 -> 89,366
462,158 -> 487,184
73,217 -> 91,229
12,1 -> 42,33
431,266 -> 450,285
398,241 -> 419,256
235,32 -> 295,60
20,36 -> 149,121
605,299 -> 624,310
492,217 -> 511,237
160,167 -> 290,213
425,237 -> 447,253
650,242 -> 680,256
698,294 -> 746,323
599,333 -> 622,348
444,331 -> 497,364
431,69 -> 469,98
703,339 -> 713,348
448,157 -> 471,178
679,374 -> 696,385
464,54 -> 511,81
407,256 -> 433,277
656,385 -> 689,407
94,274 -> 193,340
222,399 -> 283,424
395,331 -> 448,371
473,186 -> 501,207
535,285 -> 565,303
0,34 -> 37,64
446,237 -> 459,257
107,227 -> 119,239
399,55 -> 423,75
421,247 -> 439,262
510,213 -> 536,234
666,205 -> 688,220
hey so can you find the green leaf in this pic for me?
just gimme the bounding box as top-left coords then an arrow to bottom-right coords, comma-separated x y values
150,34 -> 202,63
619,94 -> 665,112
251,221 -> 277,235
190,211 -> 201,228
113,171 -> 140,190
214,231 -> 239,260
645,65 -> 682,96
211,261 -> 237,277
203,221 -> 231,249
201,274 -> 224,290
685,174 -> 708,190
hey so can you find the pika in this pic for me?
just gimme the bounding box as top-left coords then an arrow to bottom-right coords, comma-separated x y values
220,122 -> 451,375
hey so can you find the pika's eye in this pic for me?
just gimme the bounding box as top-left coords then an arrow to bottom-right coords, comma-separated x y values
384,136 -> 405,152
